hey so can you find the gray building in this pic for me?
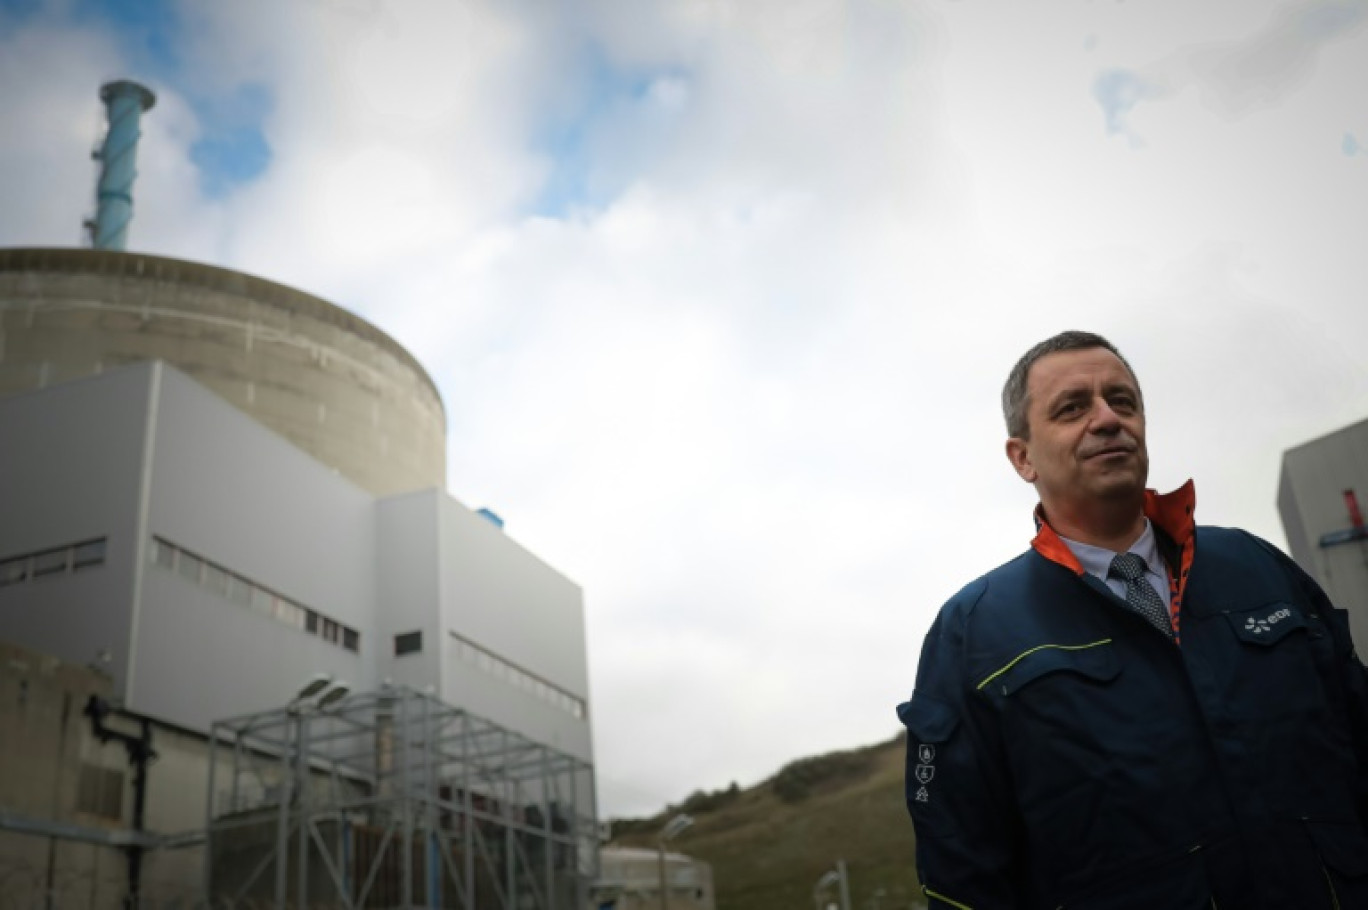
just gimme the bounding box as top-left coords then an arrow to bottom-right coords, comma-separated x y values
1278,417 -> 1368,649
0,248 -> 596,908
592,847 -> 715,910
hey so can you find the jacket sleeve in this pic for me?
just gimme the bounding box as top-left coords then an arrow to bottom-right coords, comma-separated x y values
1252,533 -> 1368,825
898,592 -> 1024,909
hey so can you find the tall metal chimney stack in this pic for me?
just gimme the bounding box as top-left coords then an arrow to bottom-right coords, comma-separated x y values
87,79 -> 156,251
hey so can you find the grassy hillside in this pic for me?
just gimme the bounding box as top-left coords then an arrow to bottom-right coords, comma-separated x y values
607,734 -> 924,910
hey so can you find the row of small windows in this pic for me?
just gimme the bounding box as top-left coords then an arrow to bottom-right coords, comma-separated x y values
0,537 -> 107,587
450,631 -> 587,720
149,537 -> 359,653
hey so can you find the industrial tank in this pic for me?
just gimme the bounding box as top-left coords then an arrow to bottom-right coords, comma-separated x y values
0,247 -> 446,497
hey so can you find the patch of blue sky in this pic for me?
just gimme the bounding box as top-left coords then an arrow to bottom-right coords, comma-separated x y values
73,0 -> 183,81
190,83 -> 273,199
1092,69 -> 1164,148
1093,69 -> 1153,135
529,48 -> 684,218
0,0 -> 43,19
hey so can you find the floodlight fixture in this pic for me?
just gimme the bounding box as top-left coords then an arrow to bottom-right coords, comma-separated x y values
295,673 -> 333,701
657,813 -> 694,910
659,813 -> 694,841
317,680 -> 350,710
812,861 -> 852,910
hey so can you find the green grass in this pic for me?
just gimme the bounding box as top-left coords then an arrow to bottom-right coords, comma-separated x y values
607,734 -> 926,910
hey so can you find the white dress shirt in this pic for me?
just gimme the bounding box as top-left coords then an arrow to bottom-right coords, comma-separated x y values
1059,518 -> 1171,606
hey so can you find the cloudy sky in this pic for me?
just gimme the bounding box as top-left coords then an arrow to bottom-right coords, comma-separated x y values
2,0 -> 1366,818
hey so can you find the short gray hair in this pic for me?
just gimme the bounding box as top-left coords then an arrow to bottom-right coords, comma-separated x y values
1002,331 -> 1140,439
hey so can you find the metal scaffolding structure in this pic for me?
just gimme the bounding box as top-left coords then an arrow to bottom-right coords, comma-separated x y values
205,685 -> 597,910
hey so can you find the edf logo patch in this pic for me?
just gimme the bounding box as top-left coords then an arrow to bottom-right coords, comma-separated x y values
1244,607 -> 1292,635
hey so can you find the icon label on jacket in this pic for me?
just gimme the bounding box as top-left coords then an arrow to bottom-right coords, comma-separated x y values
919,744 -> 935,763
915,786 -> 930,803
915,764 -> 935,784
1244,607 -> 1292,635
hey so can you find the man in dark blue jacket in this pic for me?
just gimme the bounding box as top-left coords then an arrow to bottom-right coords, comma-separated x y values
899,330 -> 1368,909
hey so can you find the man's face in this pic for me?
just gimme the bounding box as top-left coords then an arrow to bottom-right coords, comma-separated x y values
1005,347 -> 1148,513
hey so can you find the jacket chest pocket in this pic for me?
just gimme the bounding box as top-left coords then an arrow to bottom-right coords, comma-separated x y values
1214,602 -> 1325,722
1223,602 -> 1308,647
980,640 -> 1121,697
980,641 -> 1123,740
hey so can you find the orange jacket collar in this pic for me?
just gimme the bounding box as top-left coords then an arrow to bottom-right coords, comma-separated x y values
1031,480 -> 1196,573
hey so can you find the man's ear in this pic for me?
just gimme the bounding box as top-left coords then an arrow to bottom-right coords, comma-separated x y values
1005,437 -> 1037,483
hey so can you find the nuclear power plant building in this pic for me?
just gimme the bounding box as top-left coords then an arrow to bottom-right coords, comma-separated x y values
0,248 -> 596,907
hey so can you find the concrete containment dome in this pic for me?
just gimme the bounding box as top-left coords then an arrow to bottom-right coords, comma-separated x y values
0,248 -> 446,496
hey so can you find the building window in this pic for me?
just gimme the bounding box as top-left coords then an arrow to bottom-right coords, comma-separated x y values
148,536 -> 360,656
275,600 -> 305,629
152,538 -> 175,570
72,539 -> 107,570
177,551 -> 202,584
395,631 -> 423,656
227,575 -> 252,607
203,563 -> 230,597
0,537 -> 109,586
449,630 -> 588,721
0,556 -> 28,586
250,586 -> 274,615
32,548 -> 69,578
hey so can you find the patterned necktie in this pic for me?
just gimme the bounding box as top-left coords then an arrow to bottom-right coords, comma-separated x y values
1107,552 -> 1173,638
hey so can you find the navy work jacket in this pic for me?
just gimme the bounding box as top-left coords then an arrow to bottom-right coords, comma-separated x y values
898,483 -> 1368,909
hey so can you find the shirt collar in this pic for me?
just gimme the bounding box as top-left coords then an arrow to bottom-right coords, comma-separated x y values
1031,480 -> 1196,574
1058,518 -> 1164,583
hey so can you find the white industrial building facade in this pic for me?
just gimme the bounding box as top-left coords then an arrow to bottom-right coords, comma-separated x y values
0,359 -> 593,767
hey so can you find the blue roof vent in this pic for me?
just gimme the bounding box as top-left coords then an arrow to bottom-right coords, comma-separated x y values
476,508 -> 504,530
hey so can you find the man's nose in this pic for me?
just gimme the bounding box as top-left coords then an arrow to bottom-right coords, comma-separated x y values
1089,397 -> 1123,430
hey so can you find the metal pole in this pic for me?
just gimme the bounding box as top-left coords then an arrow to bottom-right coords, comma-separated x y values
461,713 -> 474,910
400,692 -> 413,910
297,711 -> 310,910
203,725 -> 218,906
657,840 -> 668,910
274,712 -> 293,910
542,748 -> 554,910
837,859 -> 852,910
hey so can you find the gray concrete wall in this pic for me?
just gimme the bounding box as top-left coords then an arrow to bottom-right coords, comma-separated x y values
0,638 -> 204,909
0,366 -> 148,695
1278,419 -> 1368,650
135,363 -> 376,724
0,247 -> 446,498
